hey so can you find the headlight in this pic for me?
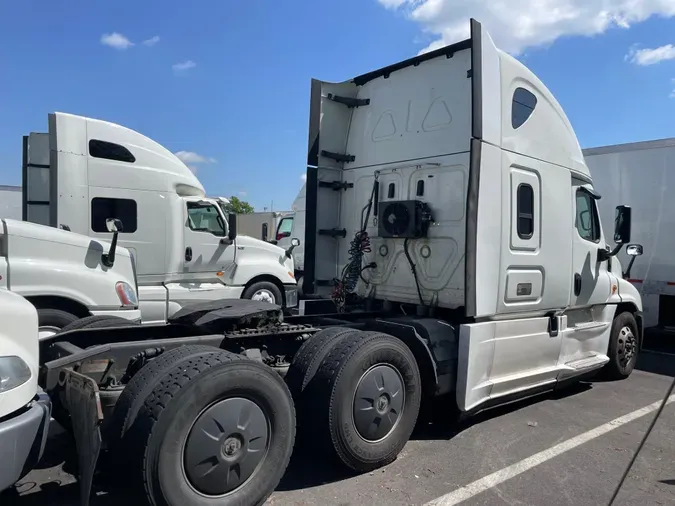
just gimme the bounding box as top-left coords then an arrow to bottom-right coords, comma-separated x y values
115,281 -> 138,307
0,356 -> 32,393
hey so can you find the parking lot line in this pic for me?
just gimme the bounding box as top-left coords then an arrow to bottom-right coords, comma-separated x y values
425,394 -> 675,506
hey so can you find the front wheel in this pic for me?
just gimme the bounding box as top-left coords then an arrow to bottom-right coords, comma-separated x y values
242,281 -> 283,305
36,308 -> 79,340
602,311 -> 639,380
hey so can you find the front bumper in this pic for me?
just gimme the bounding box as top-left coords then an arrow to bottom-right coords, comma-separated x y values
0,389 -> 51,491
285,285 -> 298,308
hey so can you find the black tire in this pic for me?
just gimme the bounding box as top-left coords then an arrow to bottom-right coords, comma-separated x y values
106,345 -> 222,449
242,281 -> 283,306
286,327 -> 360,438
602,311 -> 640,380
58,315 -> 139,334
286,327 -> 361,399
307,331 -> 422,472
37,308 -> 79,336
126,351 -> 295,506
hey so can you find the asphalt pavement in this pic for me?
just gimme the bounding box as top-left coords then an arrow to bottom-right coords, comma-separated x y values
3,331 -> 675,506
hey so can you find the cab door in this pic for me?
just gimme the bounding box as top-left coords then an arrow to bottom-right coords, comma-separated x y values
558,179 -> 615,371
183,201 -> 235,277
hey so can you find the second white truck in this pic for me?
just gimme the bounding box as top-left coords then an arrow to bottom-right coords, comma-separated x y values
22,114 -> 299,324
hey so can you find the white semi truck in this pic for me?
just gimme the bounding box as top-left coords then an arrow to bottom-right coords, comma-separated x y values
584,138 -> 675,330
22,114 -> 299,324
5,19 -> 644,506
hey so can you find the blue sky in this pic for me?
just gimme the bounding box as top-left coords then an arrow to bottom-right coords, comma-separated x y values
1,0 -> 674,211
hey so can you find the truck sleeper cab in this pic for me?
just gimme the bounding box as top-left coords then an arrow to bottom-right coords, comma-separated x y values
22,113 -> 299,324
303,18 -> 644,409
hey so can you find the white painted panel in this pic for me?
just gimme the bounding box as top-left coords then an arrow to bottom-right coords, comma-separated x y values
504,269 -> 542,303
497,151 -> 572,315
345,48 -> 472,170
473,142 -> 502,317
348,153 -> 469,308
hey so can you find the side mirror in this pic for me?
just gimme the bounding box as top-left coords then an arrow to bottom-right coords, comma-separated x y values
102,218 -> 124,267
262,223 -> 269,242
228,213 -> 237,241
614,205 -> 631,244
285,237 -> 300,259
626,244 -> 643,256
623,243 -> 643,279
106,218 -> 124,233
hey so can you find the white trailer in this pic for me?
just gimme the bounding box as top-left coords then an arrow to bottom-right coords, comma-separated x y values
584,138 -> 675,329
0,185 -> 21,220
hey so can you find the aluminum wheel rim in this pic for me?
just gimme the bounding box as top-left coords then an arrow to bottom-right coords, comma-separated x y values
251,289 -> 275,304
182,397 -> 270,497
352,364 -> 405,443
617,326 -> 637,367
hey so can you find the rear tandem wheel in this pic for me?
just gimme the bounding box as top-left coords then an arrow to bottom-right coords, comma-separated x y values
122,350 -> 296,506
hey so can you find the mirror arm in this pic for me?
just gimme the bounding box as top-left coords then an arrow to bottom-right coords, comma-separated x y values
600,243 -> 624,261
623,256 -> 637,279
102,231 -> 119,267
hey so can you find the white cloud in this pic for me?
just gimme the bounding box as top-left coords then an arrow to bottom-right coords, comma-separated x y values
627,44 -> 675,65
300,173 -> 307,182
174,151 -> 216,165
100,32 -> 134,50
376,0 -> 675,55
172,60 -> 197,72
670,78 -> 675,98
238,191 -> 248,197
143,35 -> 160,47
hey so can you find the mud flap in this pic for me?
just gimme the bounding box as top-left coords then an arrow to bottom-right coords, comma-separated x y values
64,369 -> 104,506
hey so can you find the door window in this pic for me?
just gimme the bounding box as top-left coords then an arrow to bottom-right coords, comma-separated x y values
575,189 -> 600,243
276,217 -> 294,240
187,203 -> 225,236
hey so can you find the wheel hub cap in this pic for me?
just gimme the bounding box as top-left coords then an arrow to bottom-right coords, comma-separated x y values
353,364 -> 405,442
617,326 -> 637,367
184,397 -> 269,496
252,289 -> 275,304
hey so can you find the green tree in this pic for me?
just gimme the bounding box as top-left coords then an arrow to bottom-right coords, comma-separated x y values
220,196 -> 254,214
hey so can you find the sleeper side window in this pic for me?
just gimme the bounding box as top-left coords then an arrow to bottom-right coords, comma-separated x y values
512,88 -> 537,129
517,184 -> 534,239
575,190 -> 600,243
89,139 -> 136,163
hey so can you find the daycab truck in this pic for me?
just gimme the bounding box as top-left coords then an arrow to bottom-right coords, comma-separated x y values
22,114 -> 299,324
17,19 -> 643,506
